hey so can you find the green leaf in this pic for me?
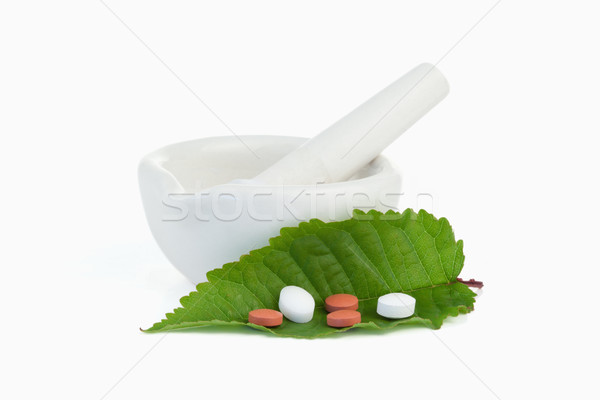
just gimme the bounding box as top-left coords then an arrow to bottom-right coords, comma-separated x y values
144,209 -> 476,338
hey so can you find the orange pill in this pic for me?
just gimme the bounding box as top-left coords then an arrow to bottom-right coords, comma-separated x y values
327,310 -> 361,328
248,309 -> 283,327
325,293 -> 359,312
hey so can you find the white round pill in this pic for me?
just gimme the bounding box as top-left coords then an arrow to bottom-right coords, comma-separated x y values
377,293 -> 416,319
278,286 -> 315,323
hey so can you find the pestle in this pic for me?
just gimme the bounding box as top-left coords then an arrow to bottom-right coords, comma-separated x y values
253,63 -> 449,186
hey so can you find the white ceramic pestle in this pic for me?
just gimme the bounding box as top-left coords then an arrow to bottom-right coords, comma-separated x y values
253,63 -> 449,186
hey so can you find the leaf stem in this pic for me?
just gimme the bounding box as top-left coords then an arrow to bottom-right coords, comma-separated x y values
457,278 -> 484,289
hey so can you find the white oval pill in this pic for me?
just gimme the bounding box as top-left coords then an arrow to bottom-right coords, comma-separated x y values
278,286 -> 315,323
377,293 -> 416,319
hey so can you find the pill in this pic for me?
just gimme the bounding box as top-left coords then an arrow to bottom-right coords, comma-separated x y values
376,293 -> 416,319
325,293 -> 359,312
278,286 -> 315,323
248,309 -> 283,327
327,310 -> 361,327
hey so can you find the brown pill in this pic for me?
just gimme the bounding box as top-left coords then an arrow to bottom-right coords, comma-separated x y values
248,309 -> 283,327
325,293 -> 359,312
327,310 -> 361,328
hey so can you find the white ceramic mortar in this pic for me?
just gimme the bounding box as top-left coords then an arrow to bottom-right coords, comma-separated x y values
139,135 -> 401,284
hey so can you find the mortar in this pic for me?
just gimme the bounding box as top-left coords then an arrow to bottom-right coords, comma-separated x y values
139,135 -> 401,284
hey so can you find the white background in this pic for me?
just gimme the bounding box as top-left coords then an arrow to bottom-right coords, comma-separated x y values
1,1 -> 599,399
